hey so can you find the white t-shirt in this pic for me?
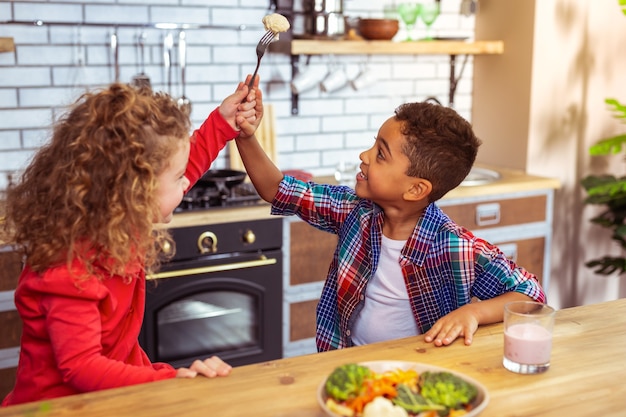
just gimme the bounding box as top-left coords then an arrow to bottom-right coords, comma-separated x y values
351,234 -> 420,345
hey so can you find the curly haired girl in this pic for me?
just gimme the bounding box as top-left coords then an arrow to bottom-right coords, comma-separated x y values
2,77 -> 263,406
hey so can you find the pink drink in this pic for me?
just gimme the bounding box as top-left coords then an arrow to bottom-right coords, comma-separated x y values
504,322 -> 552,365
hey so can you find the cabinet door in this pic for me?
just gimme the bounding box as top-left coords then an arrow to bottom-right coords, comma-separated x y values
441,195 -> 548,287
497,237 -> 545,285
0,247 -> 22,400
287,221 -> 337,347
289,299 -> 317,343
289,221 -> 337,286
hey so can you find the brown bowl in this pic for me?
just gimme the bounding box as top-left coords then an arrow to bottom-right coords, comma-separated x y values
358,18 -> 400,40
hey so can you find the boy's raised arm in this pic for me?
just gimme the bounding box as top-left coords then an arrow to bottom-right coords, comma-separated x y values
234,88 -> 284,203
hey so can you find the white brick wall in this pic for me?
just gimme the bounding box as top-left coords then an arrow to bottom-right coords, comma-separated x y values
0,0 -> 475,190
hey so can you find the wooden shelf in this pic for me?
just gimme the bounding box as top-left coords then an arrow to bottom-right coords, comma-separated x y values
0,37 -> 15,53
290,39 -> 504,56
288,39 -> 504,115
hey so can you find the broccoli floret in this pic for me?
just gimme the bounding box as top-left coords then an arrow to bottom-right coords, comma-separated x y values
419,371 -> 478,410
392,384 -> 446,414
325,363 -> 372,401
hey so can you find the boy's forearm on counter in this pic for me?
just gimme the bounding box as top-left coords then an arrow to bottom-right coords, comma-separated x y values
472,291 -> 533,325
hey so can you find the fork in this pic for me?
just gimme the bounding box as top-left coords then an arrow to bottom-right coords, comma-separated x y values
248,30 -> 276,89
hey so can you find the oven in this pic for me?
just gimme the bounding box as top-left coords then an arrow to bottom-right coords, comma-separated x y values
139,170 -> 283,368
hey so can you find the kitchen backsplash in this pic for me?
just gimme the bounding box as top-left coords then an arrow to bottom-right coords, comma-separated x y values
0,0 -> 475,190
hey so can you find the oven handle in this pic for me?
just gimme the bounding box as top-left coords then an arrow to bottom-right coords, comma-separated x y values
146,255 -> 277,280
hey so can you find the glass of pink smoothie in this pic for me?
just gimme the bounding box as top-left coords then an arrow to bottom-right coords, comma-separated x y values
503,301 -> 556,374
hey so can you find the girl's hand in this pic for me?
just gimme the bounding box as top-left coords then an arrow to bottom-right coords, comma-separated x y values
219,75 -> 262,134
175,355 -> 233,378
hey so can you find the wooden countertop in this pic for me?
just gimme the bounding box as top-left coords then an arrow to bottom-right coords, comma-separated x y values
444,165 -> 560,200
1,166 -> 560,237
1,298 -> 623,417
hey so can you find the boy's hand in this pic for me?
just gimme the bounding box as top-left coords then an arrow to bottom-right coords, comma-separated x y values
237,84 -> 264,139
219,75 -> 262,135
423,305 -> 480,346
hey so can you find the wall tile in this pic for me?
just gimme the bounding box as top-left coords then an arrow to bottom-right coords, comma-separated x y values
15,3 -> 82,23
0,67 -> 51,87
0,109 -> 53,130
84,5 -> 149,24
151,6 -> 210,25
0,3 -> 12,20
0,131 -> 20,151
19,87 -> 79,108
0,90 -> 18,109
22,129 -> 49,149
0,150 -> 36,172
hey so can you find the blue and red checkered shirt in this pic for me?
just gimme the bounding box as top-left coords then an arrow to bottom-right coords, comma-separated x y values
272,176 -> 546,352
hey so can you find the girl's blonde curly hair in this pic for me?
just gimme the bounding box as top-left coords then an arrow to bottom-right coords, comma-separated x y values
2,83 -> 191,279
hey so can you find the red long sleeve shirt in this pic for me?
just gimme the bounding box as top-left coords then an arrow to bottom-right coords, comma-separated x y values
2,108 -> 239,406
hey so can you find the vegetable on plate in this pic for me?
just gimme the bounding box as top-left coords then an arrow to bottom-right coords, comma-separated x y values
323,363 -> 480,417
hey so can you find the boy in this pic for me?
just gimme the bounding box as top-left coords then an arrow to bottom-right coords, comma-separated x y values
235,98 -> 545,351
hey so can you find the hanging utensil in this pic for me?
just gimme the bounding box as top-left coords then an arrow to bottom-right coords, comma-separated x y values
163,32 -> 174,94
177,30 -> 191,115
131,32 -> 151,88
460,0 -> 479,16
110,30 -> 119,82
69,25 -> 86,96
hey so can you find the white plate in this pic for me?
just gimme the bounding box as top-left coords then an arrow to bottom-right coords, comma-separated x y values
318,360 -> 489,417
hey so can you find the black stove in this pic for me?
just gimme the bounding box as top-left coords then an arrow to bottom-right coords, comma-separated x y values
176,182 -> 262,212
176,170 -> 263,212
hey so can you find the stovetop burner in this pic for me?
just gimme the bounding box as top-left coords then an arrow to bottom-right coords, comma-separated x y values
176,181 -> 262,212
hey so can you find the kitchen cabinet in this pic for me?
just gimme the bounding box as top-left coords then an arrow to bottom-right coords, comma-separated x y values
288,39 -> 504,114
283,219 -> 336,357
437,190 -> 554,287
0,245 -> 22,400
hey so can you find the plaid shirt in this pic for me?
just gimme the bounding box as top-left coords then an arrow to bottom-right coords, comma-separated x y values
272,176 -> 546,351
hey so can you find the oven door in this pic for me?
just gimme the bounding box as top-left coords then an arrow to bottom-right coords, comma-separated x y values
140,249 -> 282,368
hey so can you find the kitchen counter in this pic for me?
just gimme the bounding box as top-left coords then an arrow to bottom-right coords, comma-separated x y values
1,165 -> 559,232
0,298 -> 623,417
445,165 -> 560,199
168,165 -> 560,228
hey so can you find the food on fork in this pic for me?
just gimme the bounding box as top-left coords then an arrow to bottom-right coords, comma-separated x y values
262,13 -> 290,38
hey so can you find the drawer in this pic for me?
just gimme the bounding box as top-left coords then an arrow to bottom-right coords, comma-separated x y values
289,299 -> 317,342
440,195 -> 547,230
289,221 -> 337,286
0,248 -> 22,292
0,310 -> 21,350
0,367 -> 16,400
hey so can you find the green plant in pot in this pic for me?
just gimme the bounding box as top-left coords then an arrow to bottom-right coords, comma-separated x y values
581,99 -> 626,275
580,1 -> 626,275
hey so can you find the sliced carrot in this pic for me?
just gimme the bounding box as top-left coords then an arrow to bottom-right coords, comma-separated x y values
338,368 -> 424,416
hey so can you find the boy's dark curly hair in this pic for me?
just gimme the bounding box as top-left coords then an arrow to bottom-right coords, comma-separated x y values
395,102 -> 482,202
2,83 -> 191,279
